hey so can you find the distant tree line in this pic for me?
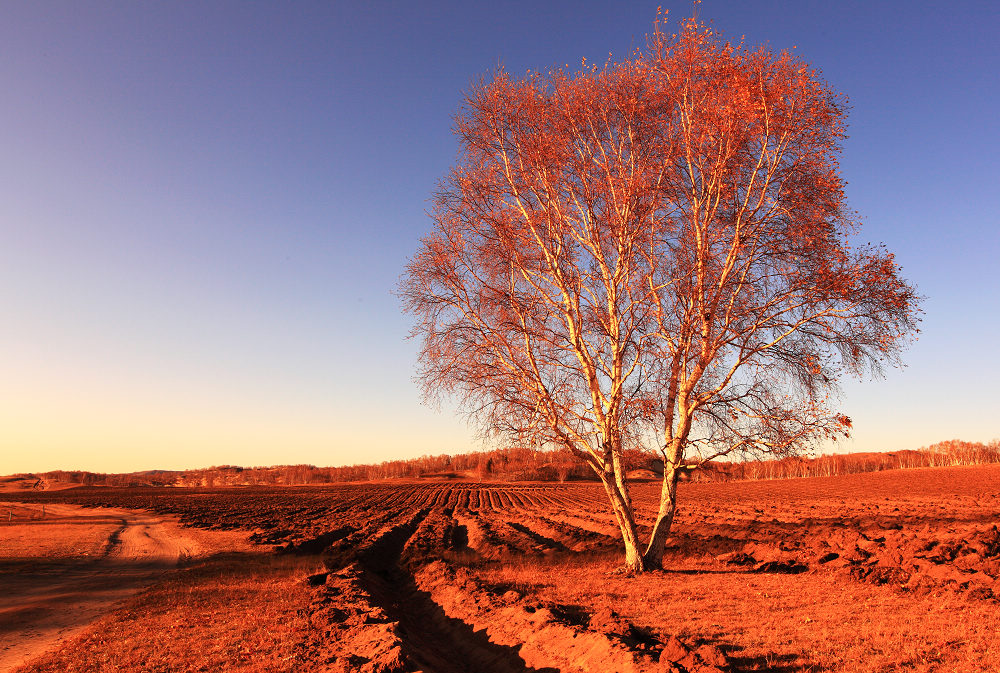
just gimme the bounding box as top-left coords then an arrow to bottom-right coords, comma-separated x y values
690,439 -> 1000,482
9,439 -> 997,489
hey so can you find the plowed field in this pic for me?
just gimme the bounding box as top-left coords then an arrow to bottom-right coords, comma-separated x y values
3,464 -> 999,672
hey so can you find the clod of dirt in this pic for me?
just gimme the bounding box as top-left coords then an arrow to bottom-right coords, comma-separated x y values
920,541 -> 961,563
501,590 -> 522,604
715,551 -> 755,567
656,636 -> 727,673
306,571 -> 330,586
850,564 -> 910,586
588,605 -> 632,637
753,560 -> 808,574
972,526 -> 1000,557
953,552 -> 983,572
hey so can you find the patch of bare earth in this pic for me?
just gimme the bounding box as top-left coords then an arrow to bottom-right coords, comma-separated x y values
0,503 -> 253,671
13,553 -> 317,673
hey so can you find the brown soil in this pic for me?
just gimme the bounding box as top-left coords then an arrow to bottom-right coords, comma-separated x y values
0,502 -> 252,670
2,464 -> 998,671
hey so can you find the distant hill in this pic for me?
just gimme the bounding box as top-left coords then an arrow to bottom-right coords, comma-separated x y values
3,439 -> 996,490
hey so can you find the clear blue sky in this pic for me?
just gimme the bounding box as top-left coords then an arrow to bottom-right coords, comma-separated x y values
1,1 -> 996,473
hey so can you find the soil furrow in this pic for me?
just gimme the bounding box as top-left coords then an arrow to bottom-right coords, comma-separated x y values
353,509 -> 552,673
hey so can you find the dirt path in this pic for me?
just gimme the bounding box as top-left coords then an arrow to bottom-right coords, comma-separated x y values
0,503 -> 235,671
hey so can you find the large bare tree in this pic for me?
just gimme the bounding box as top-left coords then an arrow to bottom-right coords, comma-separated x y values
401,16 -> 920,572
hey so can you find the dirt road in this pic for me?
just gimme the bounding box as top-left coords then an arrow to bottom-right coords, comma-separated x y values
0,502 -> 235,671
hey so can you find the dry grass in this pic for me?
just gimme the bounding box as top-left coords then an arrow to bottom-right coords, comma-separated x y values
14,553 -> 321,673
473,554 -> 1000,672
0,504 -> 120,559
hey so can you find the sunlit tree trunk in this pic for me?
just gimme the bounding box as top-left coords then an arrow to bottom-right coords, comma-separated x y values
599,470 -> 644,572
643,460 -> 681,570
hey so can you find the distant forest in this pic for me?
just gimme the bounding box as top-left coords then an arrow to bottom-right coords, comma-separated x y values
7,439 -> 999,490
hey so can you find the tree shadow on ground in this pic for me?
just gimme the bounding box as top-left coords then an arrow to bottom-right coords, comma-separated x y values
723,645 -> 810,673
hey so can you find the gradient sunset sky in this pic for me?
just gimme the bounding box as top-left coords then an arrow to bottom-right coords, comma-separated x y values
1,1 -> 996,473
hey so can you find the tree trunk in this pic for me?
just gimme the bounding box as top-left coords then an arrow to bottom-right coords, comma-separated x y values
599,474 -> 645,572
642,459 -> 681,570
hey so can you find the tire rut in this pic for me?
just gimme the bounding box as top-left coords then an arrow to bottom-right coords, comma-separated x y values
100,519 -> 128,557
357,510 -> 555,673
